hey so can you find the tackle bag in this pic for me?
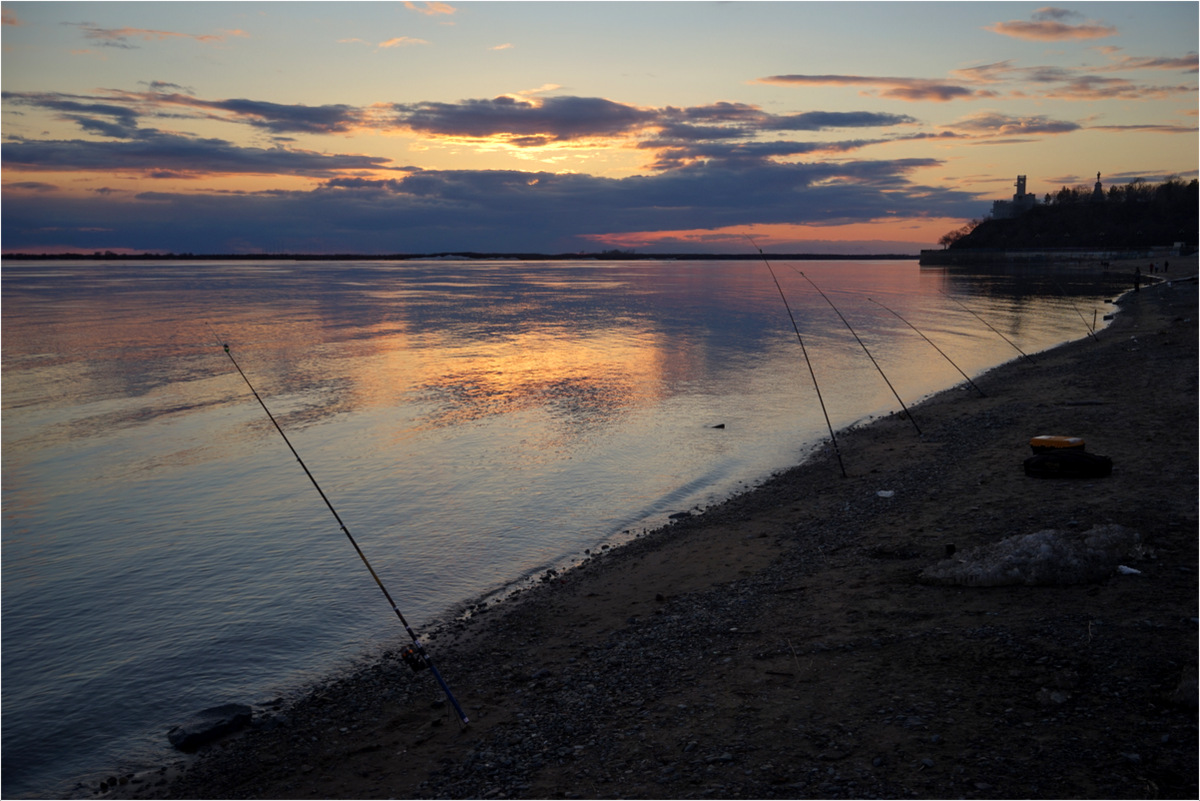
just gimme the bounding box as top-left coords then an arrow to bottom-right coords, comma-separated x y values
1023,450 -> 1112,479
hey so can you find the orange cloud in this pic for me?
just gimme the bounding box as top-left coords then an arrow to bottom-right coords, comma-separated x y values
3,6 -> 22,26
757,74 -> 988,102
948,111 -> 1080,137
1096,53 -> 1200,73
950,60 -> 1196,102
1039,76 -> 1193,101
379,36 -> 429,48
763,59 -> 1193,107
405,1 -> 456,15
985,7 -> 1116,41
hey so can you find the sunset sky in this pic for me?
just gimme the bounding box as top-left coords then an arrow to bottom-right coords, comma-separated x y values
2,1 -> 1197,255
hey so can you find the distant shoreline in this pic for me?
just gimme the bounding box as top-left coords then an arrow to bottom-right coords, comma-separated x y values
919,245 -> 1187,266
1,251 -> 919,262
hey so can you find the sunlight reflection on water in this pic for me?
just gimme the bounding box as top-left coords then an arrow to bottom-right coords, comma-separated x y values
1,258 -> 1127,797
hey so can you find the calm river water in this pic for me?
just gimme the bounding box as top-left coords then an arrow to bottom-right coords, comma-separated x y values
1,258 -> 1127,797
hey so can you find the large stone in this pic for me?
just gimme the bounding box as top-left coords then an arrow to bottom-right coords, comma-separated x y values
918,524 -> 1140,586
167,703 -> 253,752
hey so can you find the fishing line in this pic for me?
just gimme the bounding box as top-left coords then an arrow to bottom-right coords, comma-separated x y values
745,236 -> 846,478
208,326 -> 469,726
866,297 -> 986,398
792,269 -> 922,436
940,291 -> 1037,365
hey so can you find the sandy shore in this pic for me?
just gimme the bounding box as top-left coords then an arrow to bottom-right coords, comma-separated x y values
113,260 -> 1196,800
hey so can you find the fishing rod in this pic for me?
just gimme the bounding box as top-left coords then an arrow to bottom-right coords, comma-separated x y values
939,291 -> 1037,365
793,269 -> 921,436
745,236 -> 846,478
209,328 -> 469,726
1052,280 -> 1100,342
866,297 -> 986,398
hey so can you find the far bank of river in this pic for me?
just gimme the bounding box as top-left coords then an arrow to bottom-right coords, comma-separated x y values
919,246 -> 1186,266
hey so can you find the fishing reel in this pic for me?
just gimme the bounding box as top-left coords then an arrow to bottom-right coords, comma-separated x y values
401,646 -> 429,673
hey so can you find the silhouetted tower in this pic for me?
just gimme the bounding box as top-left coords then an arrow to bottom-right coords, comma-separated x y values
1091,172 -> 1104,201
991,174 -> 1038,219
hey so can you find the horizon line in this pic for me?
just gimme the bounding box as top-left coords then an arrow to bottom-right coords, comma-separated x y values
2,250 -> 922,261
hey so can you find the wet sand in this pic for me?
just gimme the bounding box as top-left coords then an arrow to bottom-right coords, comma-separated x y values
115,259 -> 1197,799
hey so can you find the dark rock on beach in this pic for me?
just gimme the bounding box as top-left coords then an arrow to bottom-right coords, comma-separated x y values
917,524 -> 1140,586
166,704 -> 253,753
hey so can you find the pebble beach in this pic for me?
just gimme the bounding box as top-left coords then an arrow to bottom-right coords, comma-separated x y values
110,259 -> 1197,800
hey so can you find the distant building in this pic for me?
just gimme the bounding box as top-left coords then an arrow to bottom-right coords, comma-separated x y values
991,175 -> 1039,219
1091,172 -> 1105,202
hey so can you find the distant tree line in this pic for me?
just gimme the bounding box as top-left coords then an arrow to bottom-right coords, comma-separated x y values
939,178 -> 1198,252
2,250 -> 920,262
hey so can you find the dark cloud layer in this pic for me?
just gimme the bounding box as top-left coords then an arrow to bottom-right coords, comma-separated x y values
393,95 -> 659,140
3,90 -> 144,137
3,76 -> 1181,254
766,111 -> 918,131
4,89 -> 370,138
5,88 -> 922,146
1,131 -> 392,177
3,156 -> 981,254
164,95 -> 367,134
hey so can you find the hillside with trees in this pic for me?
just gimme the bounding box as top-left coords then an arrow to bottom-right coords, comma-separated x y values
939,178 -> 1198,253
